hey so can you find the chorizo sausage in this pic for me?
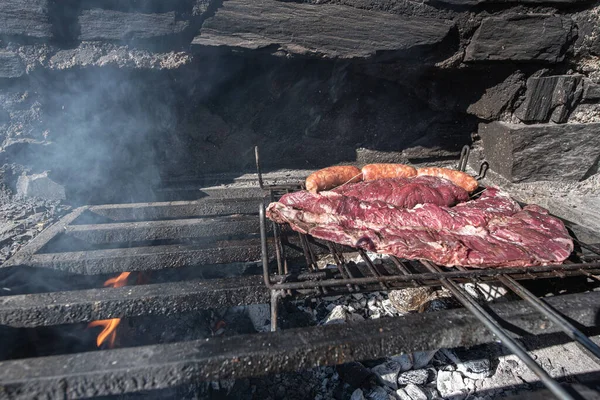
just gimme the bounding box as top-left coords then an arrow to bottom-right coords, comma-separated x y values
305,166 -> 362,193
416,167 -> 478,192
361,163 -> 417,181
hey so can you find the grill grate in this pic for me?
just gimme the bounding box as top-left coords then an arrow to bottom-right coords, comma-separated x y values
256,145 -> 600,400
0,147 -> 598,399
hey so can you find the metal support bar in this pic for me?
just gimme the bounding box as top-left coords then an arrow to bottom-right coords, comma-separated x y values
421,261 -> 574,400
497,274 -> 600,361
2,292 -> 600,400
0,275 -> 269,327
5,240 -> 264,274
65,216 -> 260,244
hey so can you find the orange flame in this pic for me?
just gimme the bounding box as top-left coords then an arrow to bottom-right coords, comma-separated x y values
88,272 -> 131,348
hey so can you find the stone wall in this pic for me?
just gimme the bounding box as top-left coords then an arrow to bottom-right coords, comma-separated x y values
1,0 -> 599,202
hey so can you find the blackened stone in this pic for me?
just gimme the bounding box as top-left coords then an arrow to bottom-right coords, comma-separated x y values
582,79 -> 600,101
0,0 -> 52,39
16,171 -> 66,201
467,71 -> 524,120
78,9 -> 189,41
78,0 -> 196,13
193,0 -> 455,59
573,8 -> 600,57
0,52 -> 25,79
464,15 -> 573,63
478,121 -> 600,182
515,75 -> 583,123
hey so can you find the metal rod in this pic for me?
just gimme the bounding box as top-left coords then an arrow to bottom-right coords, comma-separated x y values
272,220 -> 284,275
497,274 -> 600,361
420,262 -> 574,400
270,289 -> 284,332
458,145 -> 470,172
260,205 -> 273,289
267,262 -> 600,290
575,240 -> 600,256
358,249 -> 387,290
328,243 -> 353,292
476,161 -> 489,181
255,146 -> 265,189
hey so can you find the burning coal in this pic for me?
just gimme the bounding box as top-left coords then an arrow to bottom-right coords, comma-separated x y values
88,272 -> 131,348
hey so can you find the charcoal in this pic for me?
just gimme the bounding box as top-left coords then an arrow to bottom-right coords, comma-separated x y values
390,354 -> 414,372
404,384 -> 428,400
371,360 -> 402,389
351,389 -> 367,400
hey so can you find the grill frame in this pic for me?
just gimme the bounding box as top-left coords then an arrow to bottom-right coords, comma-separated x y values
256,145 -> 600,399
0,146 -> 598,399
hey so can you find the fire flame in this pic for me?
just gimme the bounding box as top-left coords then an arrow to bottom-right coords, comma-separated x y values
88,272 -> 131,348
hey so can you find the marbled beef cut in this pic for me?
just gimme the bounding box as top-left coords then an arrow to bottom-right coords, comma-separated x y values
332,176 -> 468,208
267,184 -> 573,268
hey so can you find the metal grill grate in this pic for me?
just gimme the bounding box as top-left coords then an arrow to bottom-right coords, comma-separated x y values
256,145 -> 600,400
0,147 -> 598,399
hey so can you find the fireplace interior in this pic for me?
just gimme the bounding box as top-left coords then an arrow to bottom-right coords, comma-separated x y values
1,0 -> 600,399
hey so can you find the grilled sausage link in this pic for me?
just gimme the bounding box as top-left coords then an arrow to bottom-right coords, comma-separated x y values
361,163 -> 417,181
305,166 -> 362,193
416,167 -> 478,192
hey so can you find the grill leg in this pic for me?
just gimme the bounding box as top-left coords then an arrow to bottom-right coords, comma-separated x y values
270,290 -> 284,332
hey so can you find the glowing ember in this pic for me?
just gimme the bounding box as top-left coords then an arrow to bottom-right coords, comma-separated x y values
88,272 -> 131,348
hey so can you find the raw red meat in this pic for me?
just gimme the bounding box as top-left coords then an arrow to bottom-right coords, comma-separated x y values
332,176 -> 469,208
267,185 -> 573,268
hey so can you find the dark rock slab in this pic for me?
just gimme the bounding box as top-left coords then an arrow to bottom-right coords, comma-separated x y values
0,0 -> 52,39
515,75 -> 583,123
573,10 -> 600,57
464,15 -> 573,63
467,71 -> 524,120
478,121 -> 600,182
192,0 -> 455,59
582,79 -> 600,101
0,52 -> 25,79
425,0 -> 591,4
79,9 -> 189,41
78,0 -> 197,13
48,43 -> 191,70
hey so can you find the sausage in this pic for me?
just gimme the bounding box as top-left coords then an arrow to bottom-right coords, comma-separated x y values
305,166 -> 362,193
416,167 -> 478,192
361,163 -> 417,181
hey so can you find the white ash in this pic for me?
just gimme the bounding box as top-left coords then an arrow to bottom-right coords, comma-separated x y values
397,369 -> 431,386
440,348 -> 492,380
437,370 -> 468,399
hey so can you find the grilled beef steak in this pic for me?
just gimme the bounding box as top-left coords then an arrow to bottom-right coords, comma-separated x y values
267,181 -> 573,268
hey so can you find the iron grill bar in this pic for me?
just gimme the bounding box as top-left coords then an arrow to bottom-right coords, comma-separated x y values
497,274 -> 600,361
65,215 -> 260,244
358,249 -> 388,290
2,291 -> 600,400
420,261 -> 574,400
88,198 -> 263,221
265,262 -> 600,290
0,276 -> 269,328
